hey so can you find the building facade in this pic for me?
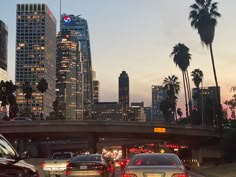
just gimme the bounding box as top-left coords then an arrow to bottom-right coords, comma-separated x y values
91,102 -> 122,121
129,102 -> 146,122
56,30 -> 82,120
61,14 -> 93,119
152,85 -> 167,121
15,4 -> 56,118
192,86 -> 220,125
119,71 -> 129,118
0,20 -> 8,72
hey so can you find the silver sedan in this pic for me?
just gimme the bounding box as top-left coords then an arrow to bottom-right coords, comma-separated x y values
122,153 -> 189,177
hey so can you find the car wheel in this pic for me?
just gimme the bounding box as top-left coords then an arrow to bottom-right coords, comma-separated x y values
55,175 -> 60,177
44,173 -> 51,177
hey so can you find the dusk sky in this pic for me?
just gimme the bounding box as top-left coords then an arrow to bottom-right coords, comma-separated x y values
1,0 -> 235,115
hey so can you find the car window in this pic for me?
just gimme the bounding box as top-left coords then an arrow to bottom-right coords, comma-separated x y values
52,153 -> 72,159
0,137 -> 16,159
129,155 -> 182,166
74,155 -> 101,162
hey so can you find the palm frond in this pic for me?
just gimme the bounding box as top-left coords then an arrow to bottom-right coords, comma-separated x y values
190,4 -> 200,10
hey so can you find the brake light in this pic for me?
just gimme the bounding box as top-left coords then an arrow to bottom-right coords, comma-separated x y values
123,174 -> 137,177
171,173 -> 189,177
65,170 -> 71,175
41,163 -> 46,168
91,164 -> 105,169
108,166 -> 114,172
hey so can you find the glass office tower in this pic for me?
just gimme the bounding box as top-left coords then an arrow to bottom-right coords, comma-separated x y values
60,14 -> 93,119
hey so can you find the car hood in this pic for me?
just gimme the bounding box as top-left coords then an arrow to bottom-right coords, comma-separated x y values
14,160 -> 37,172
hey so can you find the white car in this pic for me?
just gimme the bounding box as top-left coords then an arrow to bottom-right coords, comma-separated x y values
10,117 -> 32,122
123,153 -> 189,177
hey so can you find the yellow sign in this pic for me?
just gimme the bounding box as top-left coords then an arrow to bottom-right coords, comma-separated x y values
154,127 -> 166,133
160,149 -> 165,153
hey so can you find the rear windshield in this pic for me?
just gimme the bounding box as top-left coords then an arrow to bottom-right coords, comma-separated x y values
73,155 -> 102,162
52,153 -> 72,160
129,154 -> 182,166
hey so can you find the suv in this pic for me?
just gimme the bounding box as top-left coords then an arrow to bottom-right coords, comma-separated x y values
0,134 -> 39,177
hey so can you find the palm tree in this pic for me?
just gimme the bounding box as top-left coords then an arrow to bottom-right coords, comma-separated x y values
37,78 -> 48,119
191,69 -> 203,89
177,108 -> 183,119
163,75 -> 180,122
0,80 -> 18,118
191,69 -> 204,124
170,43 -> 192,121
22,81 -> 33,116
189,0 -> 222,126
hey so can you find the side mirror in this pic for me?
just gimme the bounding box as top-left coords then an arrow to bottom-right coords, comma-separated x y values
185,165 -> 191,171
20,151 -> 30,159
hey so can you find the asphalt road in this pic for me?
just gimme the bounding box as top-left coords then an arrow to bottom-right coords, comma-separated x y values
35,166 -> 204,177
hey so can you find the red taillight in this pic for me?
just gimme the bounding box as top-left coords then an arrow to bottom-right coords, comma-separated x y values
91,164 -> 105,169
171,173 -> 189,177
41,163 -> 46,168
120,161 -> 124,165
108,166 -> 114,172
65,170 -> 71,175
123,174 -> 137,177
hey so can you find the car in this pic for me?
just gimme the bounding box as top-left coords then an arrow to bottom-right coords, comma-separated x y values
42,151 -> 75,177
119,158 -> 130,171
10,117 -> 32,122
0,134 -> 39,177
65,153 -> 114,177
122,153 -> 189,177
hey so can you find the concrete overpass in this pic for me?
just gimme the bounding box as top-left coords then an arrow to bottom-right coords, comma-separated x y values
0,120 -> 221,148
0,120 -> 224,163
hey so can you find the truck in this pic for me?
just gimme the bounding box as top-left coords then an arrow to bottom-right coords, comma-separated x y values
42,152 -> 74,177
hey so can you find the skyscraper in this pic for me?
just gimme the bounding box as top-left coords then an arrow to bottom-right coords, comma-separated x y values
61,14 -> 93,119
56,30 -> 82,120
152,85 -> 167,121
119,71 -> 129,117
15,4 -> 56,118
0,20 -> 8,80
192,86 -> 220,125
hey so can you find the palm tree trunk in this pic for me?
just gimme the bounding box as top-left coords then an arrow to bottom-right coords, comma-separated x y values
209,43 -> 222,127
182,71 -> 189,120
186,70 -> 192,123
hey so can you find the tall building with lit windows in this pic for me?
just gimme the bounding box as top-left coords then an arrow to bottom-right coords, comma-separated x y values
152,85 -> 167,121
61,14 -> 93,119
56,30 -> 82,120
15,4 -> 56,118
119,71 -> 129,117
0,20 -> 8,73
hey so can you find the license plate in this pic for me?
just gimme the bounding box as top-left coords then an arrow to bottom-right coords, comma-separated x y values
145,174 -> 162,177
80,165 -> 88,169
52,167 -> 59,170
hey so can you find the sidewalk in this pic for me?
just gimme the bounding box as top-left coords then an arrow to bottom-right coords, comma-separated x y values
192,163 -> 236,177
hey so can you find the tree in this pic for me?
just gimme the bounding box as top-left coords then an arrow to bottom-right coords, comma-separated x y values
37,78 -> 48,119
170,43 -> 192,121
191,69 -> 204,124
177,108 -> 183,119
47,100 -> 65,120
0,80 -> 18,118
162,75 -> 180,122
189,0 -> 222,126
22,81 -> 33,116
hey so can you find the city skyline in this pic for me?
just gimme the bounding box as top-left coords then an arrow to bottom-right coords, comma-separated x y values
0,0 -> 235,113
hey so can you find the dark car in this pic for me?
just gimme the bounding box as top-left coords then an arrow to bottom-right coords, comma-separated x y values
0,134 -> 39,177
66,154 -> 114,177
